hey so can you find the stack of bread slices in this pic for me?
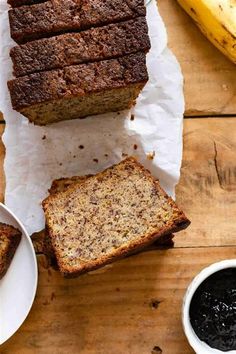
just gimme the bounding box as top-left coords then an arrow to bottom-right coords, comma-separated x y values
42,157 -> 190,278
7,0 -> 151,125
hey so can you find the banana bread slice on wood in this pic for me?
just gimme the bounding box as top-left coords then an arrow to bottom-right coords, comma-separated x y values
8,52 -> 148,125
0,222 -> 22,279
42,157 -> 190,278
9,0 -> 146,44
10,17 -> 150,77
40,173 -> 174,266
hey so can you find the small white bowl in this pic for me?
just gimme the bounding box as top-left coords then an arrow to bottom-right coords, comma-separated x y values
182,259 -> 236,354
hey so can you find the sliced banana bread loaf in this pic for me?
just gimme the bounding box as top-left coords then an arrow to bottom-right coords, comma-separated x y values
0,222 -> 22,279
8,52 -> 148,125
10,17 -> 150,77
42,157 -> 190,278
9,0 -> 146,44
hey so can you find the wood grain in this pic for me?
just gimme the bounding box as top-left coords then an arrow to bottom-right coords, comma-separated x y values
158,0 -> 236,116
176,117 -> 236,247
2,247 -> 236,354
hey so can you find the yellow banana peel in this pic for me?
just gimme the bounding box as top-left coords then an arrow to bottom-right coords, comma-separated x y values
176,0 -> 236,64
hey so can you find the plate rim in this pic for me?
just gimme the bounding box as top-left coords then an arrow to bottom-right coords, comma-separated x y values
0,202 -> 38,345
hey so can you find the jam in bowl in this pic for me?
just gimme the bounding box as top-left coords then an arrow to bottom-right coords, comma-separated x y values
182,260 -> 236,353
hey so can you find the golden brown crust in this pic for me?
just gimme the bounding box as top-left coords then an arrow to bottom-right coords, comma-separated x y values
8,52 -> 148,111
43,157 -> 190,277
9,0 -> 146,44
11,17 -> 150,77
0,222 -> 22,279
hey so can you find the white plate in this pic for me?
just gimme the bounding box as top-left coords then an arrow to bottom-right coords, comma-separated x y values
0,202 -> 38,345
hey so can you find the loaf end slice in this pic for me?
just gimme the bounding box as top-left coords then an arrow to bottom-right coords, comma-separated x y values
0,222 -> 22,279
8,52 -> 148,125
43,157 -> 190,277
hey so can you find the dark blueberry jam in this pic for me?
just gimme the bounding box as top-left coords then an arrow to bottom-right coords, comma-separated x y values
190,268 -> 236,351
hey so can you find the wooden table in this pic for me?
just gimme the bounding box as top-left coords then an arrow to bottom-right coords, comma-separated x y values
1,1 -> 236,353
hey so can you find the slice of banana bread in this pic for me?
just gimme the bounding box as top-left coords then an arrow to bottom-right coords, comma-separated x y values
8,52 -> 148,125
41,172 -> 174,266
10,17 -> 150,77
43,157 -> 190,278
0,222 -> 22,279
9,0 -> 146,44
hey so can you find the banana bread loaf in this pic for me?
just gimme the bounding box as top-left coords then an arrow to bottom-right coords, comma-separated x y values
0,222 -> 22,279
9,0 -> 146,44
43,157 -> 190,278
10,17 -> 150,77
8,52 -> 148,125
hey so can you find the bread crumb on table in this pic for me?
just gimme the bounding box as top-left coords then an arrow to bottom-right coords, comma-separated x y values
147,151 -> 156,160
151,346 -> 162,354
149,299 -> 162,309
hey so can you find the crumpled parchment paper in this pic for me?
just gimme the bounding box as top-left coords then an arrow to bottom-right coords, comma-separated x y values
0,0 -> 185,235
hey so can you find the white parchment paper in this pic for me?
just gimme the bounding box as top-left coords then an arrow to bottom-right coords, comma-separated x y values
0,1 -> 185,235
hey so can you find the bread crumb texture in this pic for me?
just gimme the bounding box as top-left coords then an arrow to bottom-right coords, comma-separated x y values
43,157 -> 189,276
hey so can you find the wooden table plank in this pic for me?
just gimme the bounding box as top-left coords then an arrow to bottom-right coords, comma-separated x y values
3,247 -> 236,354
176,117 -> 236,247
158,0 -> 236,116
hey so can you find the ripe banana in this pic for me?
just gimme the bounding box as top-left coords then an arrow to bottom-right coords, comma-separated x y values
176,0 -> 236,64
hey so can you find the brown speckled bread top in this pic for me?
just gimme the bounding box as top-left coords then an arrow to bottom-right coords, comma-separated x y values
0,222 -> 22,279
43,157 -> 190,277
8,52 -> 148,111
9,0 -> 146,44
10,17 -> 150,77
